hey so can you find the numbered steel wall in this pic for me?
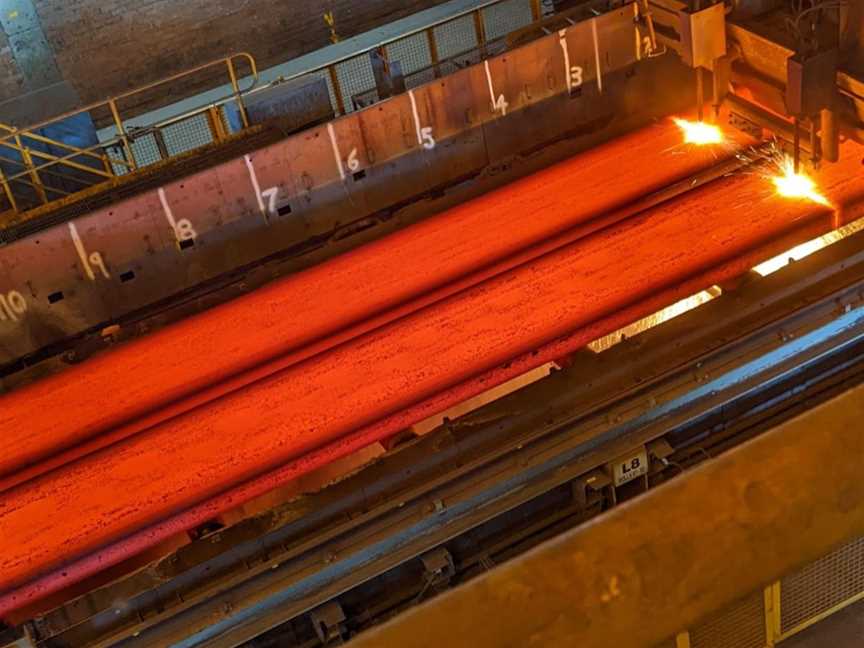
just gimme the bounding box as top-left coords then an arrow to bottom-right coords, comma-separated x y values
0,5 -> 644,368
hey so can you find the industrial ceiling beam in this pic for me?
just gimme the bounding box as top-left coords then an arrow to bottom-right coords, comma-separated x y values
348,379 -> 864,648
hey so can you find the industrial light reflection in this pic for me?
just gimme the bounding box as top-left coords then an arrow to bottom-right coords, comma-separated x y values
770,156 -> 831,207
672,118 -> 725,146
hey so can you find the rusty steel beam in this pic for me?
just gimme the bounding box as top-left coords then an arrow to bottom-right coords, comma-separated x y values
347,379 -> 864,648
0,139 -> 862,613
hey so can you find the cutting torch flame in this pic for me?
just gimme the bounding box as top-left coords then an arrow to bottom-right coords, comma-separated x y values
673,118 -> 725,145
770,156 -> 831,207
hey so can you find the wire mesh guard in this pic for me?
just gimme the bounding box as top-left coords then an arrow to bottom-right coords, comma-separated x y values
689,590 -> 766,648
780,535 -> 864,634
482,0 -> 535,40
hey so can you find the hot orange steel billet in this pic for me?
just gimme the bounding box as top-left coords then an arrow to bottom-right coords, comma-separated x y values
0,139 -> 861,612
0,118 -> 750,490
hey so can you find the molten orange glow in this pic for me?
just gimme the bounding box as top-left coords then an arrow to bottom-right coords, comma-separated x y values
770,156 -> 831,207
673,118 -> 724,145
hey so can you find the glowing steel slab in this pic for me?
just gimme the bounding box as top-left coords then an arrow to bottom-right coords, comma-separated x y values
0,139 -> 861,607
0,118 -> 749,488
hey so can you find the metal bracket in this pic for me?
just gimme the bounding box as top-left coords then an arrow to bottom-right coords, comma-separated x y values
420,547 -> 456,589
309,601 -> 347,645
786,49 -> 838,117
679,3 -> 727,69
572,468 -> 612,508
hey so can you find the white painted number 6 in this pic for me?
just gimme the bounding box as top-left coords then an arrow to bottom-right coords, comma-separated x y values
347,148 -> 360,172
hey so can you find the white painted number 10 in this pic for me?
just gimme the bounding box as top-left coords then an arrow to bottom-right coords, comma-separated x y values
0,290 -> 26,323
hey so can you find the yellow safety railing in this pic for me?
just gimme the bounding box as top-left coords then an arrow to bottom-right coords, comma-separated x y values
0,0 -> 545,218
0,53 -> 257,215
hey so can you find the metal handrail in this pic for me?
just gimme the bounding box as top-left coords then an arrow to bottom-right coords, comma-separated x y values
256,0 -> 519,89
0,53 -> 258,206
0,53 -> 258,148
0,139 -> 120,180
0,0 -> 538,215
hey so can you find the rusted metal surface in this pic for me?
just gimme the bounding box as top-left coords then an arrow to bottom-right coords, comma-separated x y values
0,5 -> 641,370
347,380 -> 864,648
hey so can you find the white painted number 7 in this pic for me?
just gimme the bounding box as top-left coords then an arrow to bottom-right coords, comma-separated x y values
261,187 -> 280,215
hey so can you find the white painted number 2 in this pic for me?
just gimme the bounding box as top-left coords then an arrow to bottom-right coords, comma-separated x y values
0,290 -> 26,323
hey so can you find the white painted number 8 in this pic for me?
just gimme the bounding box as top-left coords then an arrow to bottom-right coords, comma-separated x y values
176,219 -> 197,241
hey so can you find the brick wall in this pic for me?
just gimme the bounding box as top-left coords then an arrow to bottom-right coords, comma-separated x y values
27,0 -> 452,106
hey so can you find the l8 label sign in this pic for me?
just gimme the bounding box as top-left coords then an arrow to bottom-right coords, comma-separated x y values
610,447 -> 649,487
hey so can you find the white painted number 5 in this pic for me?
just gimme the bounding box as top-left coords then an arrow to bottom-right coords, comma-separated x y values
421,127 -> 436,151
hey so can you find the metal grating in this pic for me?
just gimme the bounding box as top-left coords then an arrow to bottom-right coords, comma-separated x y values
780,536 -> 864,634
386,33 -> 433,76
690,590 -> 766,648
482,0 -> 534,40
433,14 -> 479,60
161,113 -> 215,157
128,133 -> 163,170
335,54 -> 377,113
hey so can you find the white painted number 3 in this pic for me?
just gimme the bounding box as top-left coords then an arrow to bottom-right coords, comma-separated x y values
570,65 -> 583,88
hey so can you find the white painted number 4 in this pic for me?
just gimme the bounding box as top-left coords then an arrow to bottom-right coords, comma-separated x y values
492,94 -> 509,116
